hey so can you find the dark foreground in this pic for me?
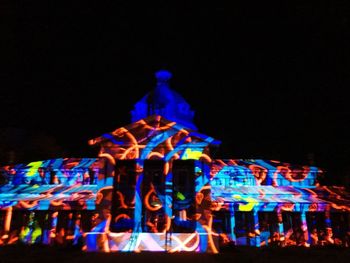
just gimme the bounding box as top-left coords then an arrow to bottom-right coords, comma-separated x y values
1,245 -> 350,263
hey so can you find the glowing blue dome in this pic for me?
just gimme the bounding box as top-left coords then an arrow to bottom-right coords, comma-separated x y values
131,70 -> 197,130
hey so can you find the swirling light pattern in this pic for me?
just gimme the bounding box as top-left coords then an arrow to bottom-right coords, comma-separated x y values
1,115 -> 350,251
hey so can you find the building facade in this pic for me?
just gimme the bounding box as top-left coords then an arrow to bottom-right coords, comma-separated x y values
1,71 -> 350,252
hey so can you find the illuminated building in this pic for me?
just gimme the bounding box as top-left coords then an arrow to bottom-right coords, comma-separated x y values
1,70 -> 350,252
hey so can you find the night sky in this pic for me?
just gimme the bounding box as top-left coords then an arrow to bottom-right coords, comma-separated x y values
1,1 -> 349,184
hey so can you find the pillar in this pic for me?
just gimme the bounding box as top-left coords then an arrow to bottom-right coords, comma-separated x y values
300,210 -> 310,246
49,211 -> 58,245
229,203 -> 236,243
3,206 -> 13,238
325,206 -> 332,228
277,208 -> 285,245
253,209 -> 260,247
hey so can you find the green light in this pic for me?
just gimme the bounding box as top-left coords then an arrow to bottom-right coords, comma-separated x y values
176,191 -> 186,201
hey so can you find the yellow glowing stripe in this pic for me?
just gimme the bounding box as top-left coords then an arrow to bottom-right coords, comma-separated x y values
238,200 -> 257,211
27,161 -> 43,176
19,227 -> 31,241
233,195 -> 258,212
182,149 -> 202,160
31,227 -> 42,243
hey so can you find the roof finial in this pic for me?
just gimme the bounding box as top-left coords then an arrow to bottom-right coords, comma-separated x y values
155,70 -> 172,84
131,70 -> 197,130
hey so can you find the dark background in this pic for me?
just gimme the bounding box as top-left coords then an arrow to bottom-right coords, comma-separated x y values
1,1 -> 349,185
1,244 -> 350,263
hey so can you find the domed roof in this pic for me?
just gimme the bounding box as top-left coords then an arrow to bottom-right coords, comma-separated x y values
131,70 -> 197,130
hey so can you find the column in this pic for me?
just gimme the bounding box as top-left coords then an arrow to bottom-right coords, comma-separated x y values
229,203 -> 236,243
277,208 -> 285,245
253,209 -> 260,247
300,210 -> 310,246
3,206 -> 13,239
49,211 -> 58,245
325,206 -> 332,228
324,205 -> 334,245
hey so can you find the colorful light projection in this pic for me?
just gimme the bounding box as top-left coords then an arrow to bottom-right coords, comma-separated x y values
94,166 -> 216,252
83,115 -> 220,252
0,158 -> 100,246
209,159 -> 350,248
0,158 -> 99,211
131,69 -> 197,130
210,159 -> 321,187
86,159 -> 219,253
88,115 -> 220,163
1,158 -> 98,187
1,114 -> 350,251
0,183 -> 98,210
